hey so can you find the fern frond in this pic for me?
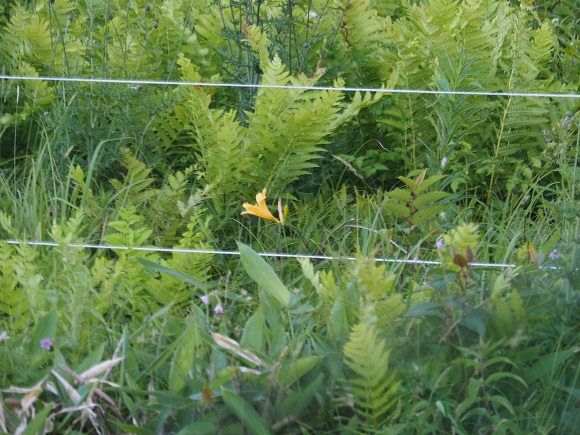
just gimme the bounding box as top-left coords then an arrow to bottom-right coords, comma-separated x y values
256,88 -> 341,190
499,98 -> 549,149
488,289 -> 526,339
351,258 -> 396,301
529,21 -> 557,68
341,0 -> 383,53
0,241 -> 45,332
15,61 -> 55,107
443,222 -> 480,254
105,206 -> 153,249
155,0 -> 208,65
247,55 -> 378,192
48,215 -> 99,344
98,207 -> 163,323
194,3 -> 232,54
405,0 -> 461,56
157,209 -> 214,308
153,55 -> 248,204
343,322 -> 402,428
0,244 -> 28,331
2,4 -> 51,61
376,293 -> 406,334
110,148 -> 155,207
328,88 -> 378,131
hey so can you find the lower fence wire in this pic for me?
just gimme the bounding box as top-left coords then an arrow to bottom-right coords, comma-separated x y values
2,238 -> 562,270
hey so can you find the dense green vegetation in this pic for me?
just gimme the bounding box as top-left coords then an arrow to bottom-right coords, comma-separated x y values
0,0 -> 579,433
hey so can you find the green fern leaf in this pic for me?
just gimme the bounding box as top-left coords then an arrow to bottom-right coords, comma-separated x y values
343,323 -> 402,428
0,241 -> 45,332
247,56 -> 379,192
110,148 -> 155,207
105,206 -> 153,249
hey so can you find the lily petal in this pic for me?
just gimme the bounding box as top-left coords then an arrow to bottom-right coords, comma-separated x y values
256,189 -> 267,204
241,189 -> 281,223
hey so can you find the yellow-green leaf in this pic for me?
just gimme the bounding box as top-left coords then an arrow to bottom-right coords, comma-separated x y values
237,242 -> 291,307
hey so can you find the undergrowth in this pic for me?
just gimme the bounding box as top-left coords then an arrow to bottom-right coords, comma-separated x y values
0,0 -> 579,433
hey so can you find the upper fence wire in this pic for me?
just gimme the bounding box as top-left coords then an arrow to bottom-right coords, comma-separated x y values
1,74 -> 580,99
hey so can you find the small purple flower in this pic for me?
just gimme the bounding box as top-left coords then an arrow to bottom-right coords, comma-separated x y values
549,250 -> 560,260
40,338 -> 52,351
200,295 -> 210,305
435,238 -> 445,249
214,304 -> 224,315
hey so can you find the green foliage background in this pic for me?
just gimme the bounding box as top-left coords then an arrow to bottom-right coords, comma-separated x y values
0,0 -> 579,433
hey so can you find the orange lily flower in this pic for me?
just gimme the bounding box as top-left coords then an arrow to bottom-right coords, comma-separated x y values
241,189 -> 281,224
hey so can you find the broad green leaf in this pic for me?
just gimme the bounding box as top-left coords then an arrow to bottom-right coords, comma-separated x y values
135,339 -> 181,382
169,327 -> 197,392
137,257 -> 205,290
485,356 -> 517,368
30,309 -> 57,350
383,201 -> 410,219
414,174 -> 445,194
75,343 -> 105,375
240,305 -> 266,353
398,175 -> 418,191
490,395 -> 516,415
278,373 -> 324,417
222,388 -> 273,435
486,372 -> 527,388
385,188 -> 411,202
30,309 -> 57,368
329,297 -> 349,339
455,396 -> 481,419
175,422 -> 217,435
237,242 -> 290,307
22,402 -> 53,435
524,347 -> 579,384
411,205 -> 447,226
277,356 -> 323,388
551,383 -> 580,400
459,308 -> 489,336
412,190 -> 450,208
111,423 -> 152,435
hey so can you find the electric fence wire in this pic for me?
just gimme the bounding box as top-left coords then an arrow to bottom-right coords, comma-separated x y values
1,74 -> 580,99
1,74 -> 577,270
3,239 -> 566,271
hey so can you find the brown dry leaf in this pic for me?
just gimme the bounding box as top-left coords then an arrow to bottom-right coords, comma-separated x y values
0,397 -> 7,433
51,370 -> 81,404
202,385 -> 214,405
238,366 -> 261,376
211,332 -> 262,366
20,378 -> 46,413
331,154 -> 364,180
79,357 -> 125,381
